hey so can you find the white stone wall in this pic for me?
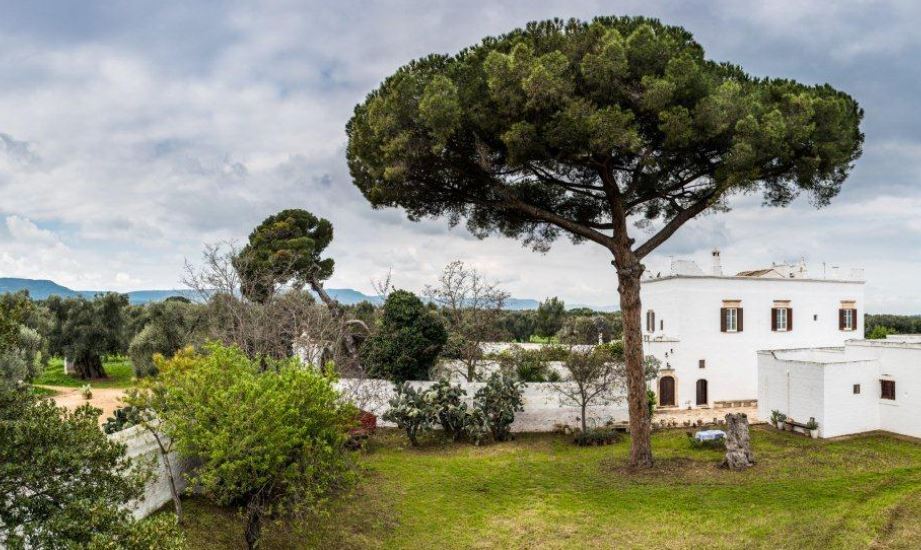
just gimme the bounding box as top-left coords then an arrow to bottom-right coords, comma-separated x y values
109,425 -> 187,520
643,275 -> 865,406
336,378 -> 629,432
758,340 -> 921,439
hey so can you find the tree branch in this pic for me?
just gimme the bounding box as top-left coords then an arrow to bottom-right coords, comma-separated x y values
633,194 -> 716,259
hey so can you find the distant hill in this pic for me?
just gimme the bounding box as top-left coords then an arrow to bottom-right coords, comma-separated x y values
0,277 -> 617,311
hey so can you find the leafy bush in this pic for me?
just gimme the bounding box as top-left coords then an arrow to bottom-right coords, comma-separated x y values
102,405 -> 143,435
461,406 -> 491,445
128,300 -> 204,377
770,410 -> 787,424
426,379 -> 468,441
806,419 -> 819,430
574,426 -> 622,446
493,345 -> 562,382
361,290 -> 448,383
473,373 -> 524,442
383,383 -> 434,446
866,325 -> 893,340
646,389 -> 657,418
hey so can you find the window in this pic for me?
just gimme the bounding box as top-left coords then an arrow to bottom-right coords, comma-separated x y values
814,314 -> 818,321
839,307 -> 857,331
660,320 -> 664,331
646,310 -> 655,333
853,384 -> 861,395
881,379 -> 896,400
720,304 -> 743,333
699,359 -> 706,369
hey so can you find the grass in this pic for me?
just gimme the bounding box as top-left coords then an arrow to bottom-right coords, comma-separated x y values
170,427 -> 921,549
33,356 -> 136,389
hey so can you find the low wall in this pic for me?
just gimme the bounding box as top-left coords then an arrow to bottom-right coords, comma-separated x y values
336,378 -> 629,432
109,425 -> 188,520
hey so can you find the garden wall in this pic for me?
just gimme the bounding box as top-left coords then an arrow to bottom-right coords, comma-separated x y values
336,378 -> 629,432
108,425 -> 188,520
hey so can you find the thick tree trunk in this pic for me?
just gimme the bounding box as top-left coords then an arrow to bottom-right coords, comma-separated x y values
244,502 -> 263,550
580,402 -> 588,433
615,259 -> 654,468
73,353 -> 107,379
722,413 -> 755,471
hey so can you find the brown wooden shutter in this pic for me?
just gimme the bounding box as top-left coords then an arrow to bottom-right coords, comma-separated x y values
839,309 -> 845,330
720,308 -> 727,332
771,308 -> 778,331
852,308 -> 858,330
737,308 -> 744,332
787,308 -> 793,331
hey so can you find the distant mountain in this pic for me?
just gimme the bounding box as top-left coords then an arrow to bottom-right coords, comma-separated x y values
0,277 -> 196,305
0,277 -> 618,311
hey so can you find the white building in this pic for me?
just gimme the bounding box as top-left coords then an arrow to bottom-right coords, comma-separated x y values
758,337 -> 921,439
641,250 -> 865,409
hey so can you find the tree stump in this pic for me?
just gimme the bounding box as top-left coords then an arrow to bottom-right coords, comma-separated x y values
721,413 -> 755,471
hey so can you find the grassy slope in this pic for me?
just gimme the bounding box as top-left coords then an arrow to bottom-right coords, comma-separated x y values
33,357 -> 135,389
175,428 -> 921,550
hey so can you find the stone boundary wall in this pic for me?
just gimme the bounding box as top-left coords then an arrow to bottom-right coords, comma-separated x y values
336,378 -> 629,433
108,425 -> 188,520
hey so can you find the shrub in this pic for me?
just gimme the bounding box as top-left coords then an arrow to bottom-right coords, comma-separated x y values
473,373 -> 524,442
770,410 -> 787,424
806,419 -> 819,430
574,426 -> 622,446
646,389 -> 657,417
383,383 -> 434,446
462,407 -> 491,445
102,405 -> 143,435
80,384 -> 93,400
493,345 -> 562,382
426,379 -> 469,441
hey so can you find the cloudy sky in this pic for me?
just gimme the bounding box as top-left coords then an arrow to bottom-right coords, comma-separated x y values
0,1 -> 919,312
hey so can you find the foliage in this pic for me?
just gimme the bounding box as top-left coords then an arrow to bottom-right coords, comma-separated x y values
687,432 -> 725,450
102,405 -> 144,434
646,389 -> 657,417
473,372 -> 524,442
382,383 -> 434,446
233,209 -> 335,303
497,310 -> 537,342
361,290 -> 448,383
574,425 -> 622,446
556,315 -> 616,344
81,383 -> 93,400
128,300 -> 205,377
535,297 -> 566,338
426,379 -> 469,441
347,14 -> 863,468
492,345 -> 562,382
805,419 -> 819,430
865,314 -> 921,336
426,260 -> 508,380
770,410 -> 787,424
0,384 -> 184,549
0,325 -> 44,385
555,344 -> 626,432
866,325 -> 893,340
45,293 -> 130,379
33,356 -> 135,389
150,344 -> 356,549
528,334 -> 559,344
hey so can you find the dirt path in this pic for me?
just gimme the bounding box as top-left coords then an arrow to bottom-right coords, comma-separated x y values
39,385 -> 127,425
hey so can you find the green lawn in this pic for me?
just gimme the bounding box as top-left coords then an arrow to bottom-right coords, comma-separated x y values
172,427 -> 921,549
33,356 -> 135,389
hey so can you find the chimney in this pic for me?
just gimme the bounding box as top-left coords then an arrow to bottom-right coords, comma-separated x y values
711,248 -> 722,276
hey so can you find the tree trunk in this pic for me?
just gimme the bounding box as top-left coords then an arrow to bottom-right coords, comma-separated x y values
74,353 -> 107,379
722,413 -> 755,471
580,402 -> 588,433
309,279 -> 362,371
615,260 -> 654,468
244,502 -> 263,550
151,431 -> 182,522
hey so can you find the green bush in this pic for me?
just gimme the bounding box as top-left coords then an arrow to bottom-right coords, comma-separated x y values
574,426 -> 622,446
474,373 -> 524,442
102,405 -> 143,435
426,379 -> 468,441
383,383 -> 434,446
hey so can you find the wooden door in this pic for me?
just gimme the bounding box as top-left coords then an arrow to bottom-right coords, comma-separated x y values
659,376 -> 675,407
696,379 -> 708,406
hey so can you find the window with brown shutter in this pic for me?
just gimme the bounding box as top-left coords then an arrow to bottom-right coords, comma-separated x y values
787,308 -> 793,331
720,308 -> 727,332
646,310 -> 655,332
771,308 -> 778,331
737,308 -> 744,332
881,379 -> 896,400
839,309 -> 846,330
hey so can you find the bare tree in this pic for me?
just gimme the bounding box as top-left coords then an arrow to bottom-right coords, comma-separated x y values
555,346 -> 626,433
425,260 -> 509,381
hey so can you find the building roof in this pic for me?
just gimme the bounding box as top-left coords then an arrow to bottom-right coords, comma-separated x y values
735,268 -> 783,278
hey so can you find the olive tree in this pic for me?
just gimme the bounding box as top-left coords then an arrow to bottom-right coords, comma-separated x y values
346,16 -> 863,467
45,293 -> 129,379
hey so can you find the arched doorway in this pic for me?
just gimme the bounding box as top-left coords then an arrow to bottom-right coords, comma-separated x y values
659,376 -> 675,407
696,379 -> 708,406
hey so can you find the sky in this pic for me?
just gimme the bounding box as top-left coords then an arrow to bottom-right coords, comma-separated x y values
0,0 -> 920,312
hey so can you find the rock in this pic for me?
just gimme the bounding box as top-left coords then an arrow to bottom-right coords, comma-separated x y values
721,412 -> 755,471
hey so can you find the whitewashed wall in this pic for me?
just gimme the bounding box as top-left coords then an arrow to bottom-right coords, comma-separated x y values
109,425 -> 187,520
336,378 -> 629,432
643,275 -> 865,406
849,341 -> 921,439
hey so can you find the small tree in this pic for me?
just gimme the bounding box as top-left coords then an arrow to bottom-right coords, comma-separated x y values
128,299 -> 205,376
152,345 -> 356,550
556,345 -> 627,433
360,290 -> 447,383
347,16 -> 863,467
426,260 -> 509,380
0,384 -> 184,549
474,372 -> 524,442
535,297 -> 566,338
45,293 -> 129,379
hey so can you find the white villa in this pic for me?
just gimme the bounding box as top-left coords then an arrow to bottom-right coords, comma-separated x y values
641,250 -> 865,409
758,336 -> 921,439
